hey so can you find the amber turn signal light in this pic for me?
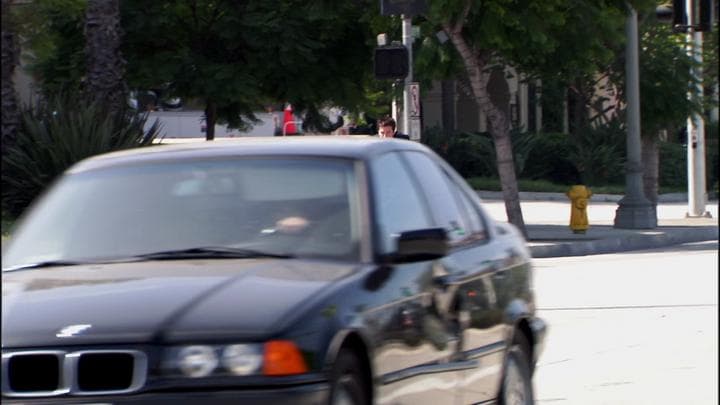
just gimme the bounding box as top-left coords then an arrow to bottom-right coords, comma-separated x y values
262,340 -> 308,376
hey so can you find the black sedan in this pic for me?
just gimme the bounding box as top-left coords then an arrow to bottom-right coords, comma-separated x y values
2,136 -> 546,404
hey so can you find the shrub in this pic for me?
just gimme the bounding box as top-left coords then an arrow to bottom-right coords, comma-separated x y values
1,93 -> 161,218
422,127 -> 541,179
523,121 -> 626,187
422,127 -> 495,178
658,137 -> 718,194
567,120 -> 626,186
706,137 -> 718,195
522,132 -> 580,185
658,141 -> 687,189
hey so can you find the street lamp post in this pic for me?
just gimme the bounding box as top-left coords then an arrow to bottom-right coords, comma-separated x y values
614,4 -> 658,229
685,0 -> 711,218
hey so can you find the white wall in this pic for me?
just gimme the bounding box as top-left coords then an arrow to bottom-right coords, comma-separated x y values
144,111 -> 284,138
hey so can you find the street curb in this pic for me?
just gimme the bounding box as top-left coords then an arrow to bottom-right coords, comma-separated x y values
529,226 -> 719,258
476,190 -> 716,203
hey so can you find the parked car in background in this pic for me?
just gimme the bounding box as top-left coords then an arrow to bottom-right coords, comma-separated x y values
2,136 -> 546,404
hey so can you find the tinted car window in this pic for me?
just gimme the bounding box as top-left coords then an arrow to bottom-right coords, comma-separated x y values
3,157 -> 361,268
369,152 -> 432,254
400,151 -> 480,244
447,176 -> 487,241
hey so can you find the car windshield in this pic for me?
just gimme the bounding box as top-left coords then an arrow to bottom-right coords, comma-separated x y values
2,157 -> 361,270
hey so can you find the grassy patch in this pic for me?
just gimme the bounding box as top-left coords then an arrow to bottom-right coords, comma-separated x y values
467,177 -> 689,195
466,177 -> 626,194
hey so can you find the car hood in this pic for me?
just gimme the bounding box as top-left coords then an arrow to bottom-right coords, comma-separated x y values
2,259 -> 356,348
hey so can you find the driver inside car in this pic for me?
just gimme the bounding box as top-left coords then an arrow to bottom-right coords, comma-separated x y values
275,215 -> 311,234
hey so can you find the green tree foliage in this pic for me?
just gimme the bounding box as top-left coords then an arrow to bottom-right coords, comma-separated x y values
415,0 -> 640,235
15,0 -> 87,97
1,93 -> 160,218
567,118 -> 626,186
703,23 -> 718,109
2,0 -> 22,149
610,14 -> 699,137
606,8 -> 700,202
120,0 -> 377,139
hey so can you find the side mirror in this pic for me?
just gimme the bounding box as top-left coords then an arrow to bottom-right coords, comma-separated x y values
391,228 -> 448,263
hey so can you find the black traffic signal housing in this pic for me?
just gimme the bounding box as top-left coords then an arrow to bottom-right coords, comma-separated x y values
380,0 -> 427,16
661,0 -> 715,32
698,0 -> 715,31
374,45 -> 408,80
672,0 -> 688,30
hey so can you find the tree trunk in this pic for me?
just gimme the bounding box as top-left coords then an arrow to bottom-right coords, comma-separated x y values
444,24 -> 527,237
568,77 -> 587,136
441,80 -> 456,132
486,69 -> 526,236
205,101 -> 217,141
642,134 -> 659,205
1,0 -> 20,150
84,0 -> 126,112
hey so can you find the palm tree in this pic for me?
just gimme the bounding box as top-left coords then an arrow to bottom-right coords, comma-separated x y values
84,0 -> 126,112
1,0 -> 21,150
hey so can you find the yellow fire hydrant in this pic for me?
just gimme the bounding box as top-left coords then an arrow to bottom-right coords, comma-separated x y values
566,185 -> 592,234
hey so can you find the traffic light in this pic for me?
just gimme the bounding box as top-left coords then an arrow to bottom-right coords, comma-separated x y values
672,0 -> 688,29
374,45 -> 408,80
380,0 -> 427,16
698,0 -> 714,32
662,0 -> 715,32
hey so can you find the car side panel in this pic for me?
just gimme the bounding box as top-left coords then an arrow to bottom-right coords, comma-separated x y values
361,262 -> 460,404
445,242 -> 509,403
454,244 -> 533,403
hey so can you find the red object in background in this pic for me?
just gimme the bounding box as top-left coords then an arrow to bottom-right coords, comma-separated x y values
283,104 -> 297,135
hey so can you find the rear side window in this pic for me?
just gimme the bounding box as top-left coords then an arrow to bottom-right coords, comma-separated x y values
445,175 -> 487,242
369,152 -> 432,254
400,152 -> 486,244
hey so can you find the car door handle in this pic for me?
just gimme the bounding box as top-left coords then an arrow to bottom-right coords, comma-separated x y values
434,273 -> 464,287
493,271 -> 508,280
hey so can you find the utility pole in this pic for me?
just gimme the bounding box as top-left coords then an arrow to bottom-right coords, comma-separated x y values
685,0 -> 711,217
379,0 -> 426,140
614,4 -> 657,229
401,15 -> 413,137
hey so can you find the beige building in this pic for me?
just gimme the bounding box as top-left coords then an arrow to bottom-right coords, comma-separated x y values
419,67 -> 623,136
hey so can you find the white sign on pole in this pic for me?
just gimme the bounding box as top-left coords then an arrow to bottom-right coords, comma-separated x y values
409,118 -> 421,141
409,82 -> 420,118
408,82 -> 421,141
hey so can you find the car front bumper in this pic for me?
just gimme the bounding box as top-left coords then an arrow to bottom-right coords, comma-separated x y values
1,381 -> 330,405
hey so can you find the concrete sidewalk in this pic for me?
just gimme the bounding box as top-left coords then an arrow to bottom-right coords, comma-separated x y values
478,191 -> 719,258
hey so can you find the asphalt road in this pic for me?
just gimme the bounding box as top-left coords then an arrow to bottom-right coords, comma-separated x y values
532,241 -> 719,404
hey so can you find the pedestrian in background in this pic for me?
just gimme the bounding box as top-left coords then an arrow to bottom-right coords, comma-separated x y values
377,116 -> 409,139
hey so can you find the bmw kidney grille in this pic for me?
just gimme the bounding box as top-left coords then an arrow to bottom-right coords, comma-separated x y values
1,350 -> 147,397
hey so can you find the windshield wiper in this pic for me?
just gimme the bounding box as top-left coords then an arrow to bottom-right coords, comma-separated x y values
2,247 -> 293,272
131,246 -> 294,261
2,260 -> 91,272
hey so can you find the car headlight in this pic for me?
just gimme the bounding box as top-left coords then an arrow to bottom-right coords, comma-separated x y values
177,345 -> 218,378
166,341 -> 306,378
222,344 -> 263,375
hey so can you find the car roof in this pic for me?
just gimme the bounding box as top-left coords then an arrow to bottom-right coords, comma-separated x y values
68,136 -> 432,173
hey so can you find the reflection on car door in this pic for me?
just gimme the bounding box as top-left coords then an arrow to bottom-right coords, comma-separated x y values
400,151 -> 509,404
366,152 -> 461,405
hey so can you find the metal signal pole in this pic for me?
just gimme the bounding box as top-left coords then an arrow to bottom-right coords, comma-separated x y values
685,0 -> 711,217
614,4 -> 658,229
402,15 -> 413,136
